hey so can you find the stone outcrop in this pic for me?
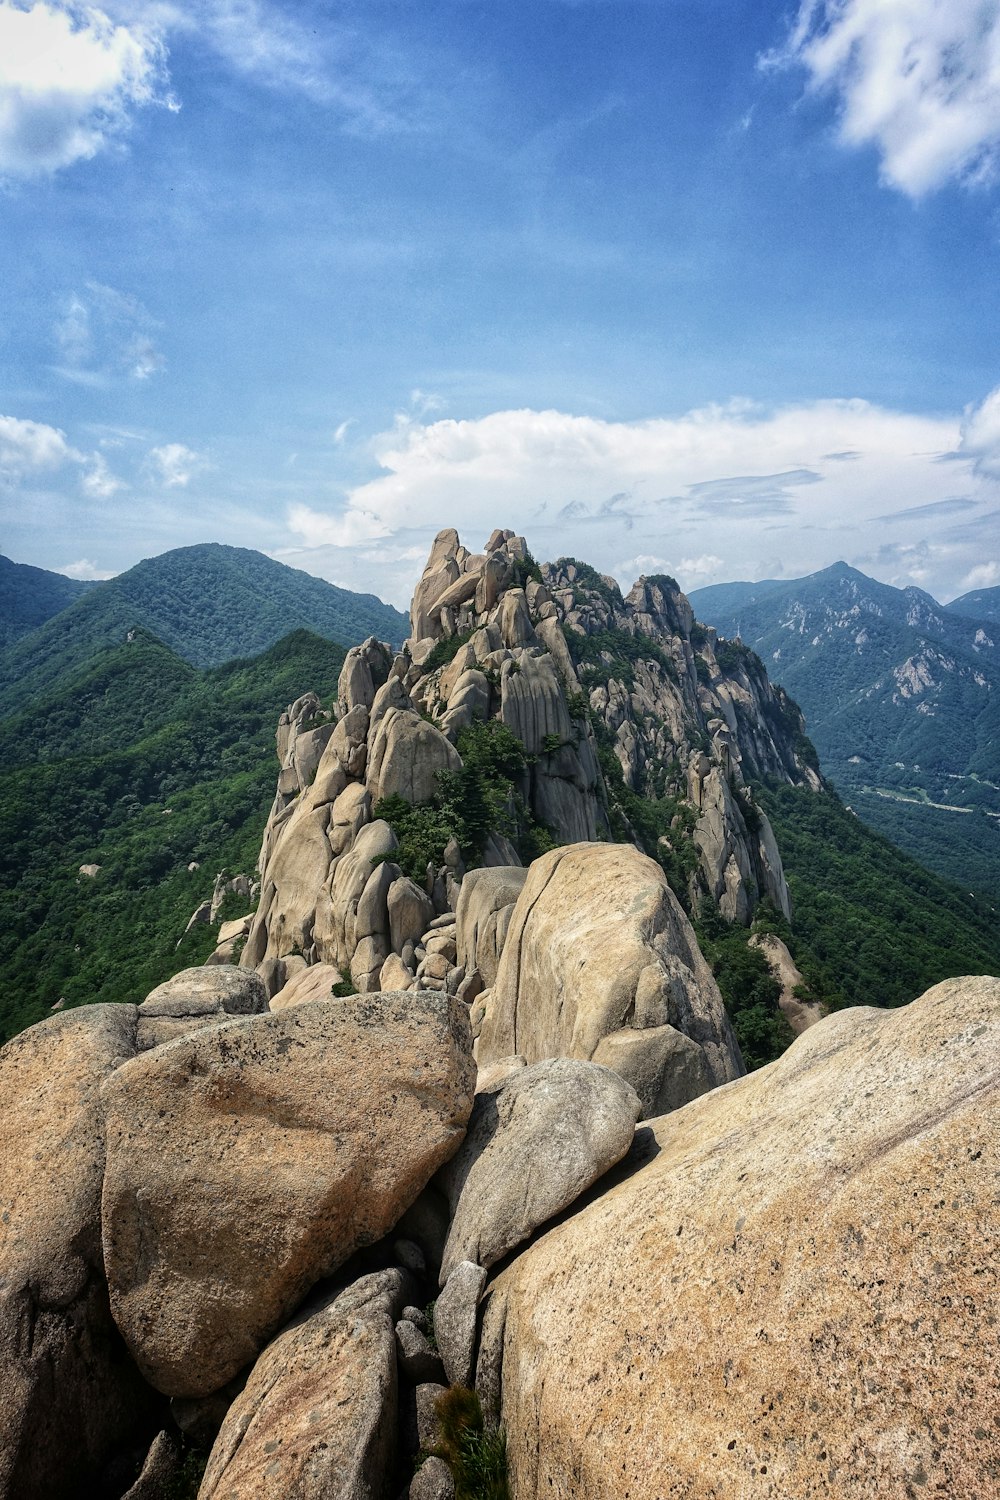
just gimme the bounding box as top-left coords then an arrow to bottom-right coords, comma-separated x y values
0,1005 -> 154,1500
478,843 -> 743,1114
751,930 -> 824,1034
101,992 -> 476,1397
199,1270 -> 407,1500
437,1058 -> 641,1282
239,527 -> 815,1033
479,976 -> 1000,1499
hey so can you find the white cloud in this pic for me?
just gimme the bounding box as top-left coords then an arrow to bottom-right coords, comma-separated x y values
278,396 -> 1000,603
960,385 -> 1000,477
59,556 -> 115,578
81,451 -> 125,497
766,0 -> 1000,195
147,441 -> 203,487
678,553 -> 725,583
959,560 -> 1000,591
54,280 -> 164,384
0,413 -> 81,474
333,419 -> 356,445
0,0 -> 172,177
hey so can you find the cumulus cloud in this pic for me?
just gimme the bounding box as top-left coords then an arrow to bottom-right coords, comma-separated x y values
54,281 -> 164,384
0,413 -> 81,474
0,0 -> 172,177
81,451 -> 125,498
275,394 -> 1000,603
147,441 -> 204,487
59,556 -> 115,579
765,0 -> 1000,195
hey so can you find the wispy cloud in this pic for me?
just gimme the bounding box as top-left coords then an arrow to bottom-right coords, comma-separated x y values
53,281 -> 165,384
876,496 -> 979,522
0,0 -> 174,178
763,0 -> 1000,196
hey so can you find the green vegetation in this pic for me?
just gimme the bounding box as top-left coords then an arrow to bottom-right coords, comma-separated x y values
0,628 -> 346,1041
433,1386 -> 510,1500
0,541 -> 406,717
554,556 -> 623,609
424,629 -> 475,674
695,903 -> 795,1070
757,781 -> 1000,1011
562,623 -> 677,689
0,553 -> 93,647
373,719 -> 555,880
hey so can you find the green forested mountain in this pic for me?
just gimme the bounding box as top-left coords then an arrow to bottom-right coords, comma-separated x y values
690,563 -> 1000,902
0,543 -> 407,717
0,627 -> 346,1041
0,553 -> 95,646
946,584 -> 1000,624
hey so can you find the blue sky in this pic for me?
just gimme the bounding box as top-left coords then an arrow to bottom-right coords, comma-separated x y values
2,0 -> 1000,607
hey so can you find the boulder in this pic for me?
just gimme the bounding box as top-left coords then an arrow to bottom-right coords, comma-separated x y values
478,843 -> 742,1113
410,1456 -> 455,1500
437,1058 -> 640,1283
137,964 -> 268,1050
101,992 -> 476,1397
481,977 -> 1000,1499
396,1319 -> 444,1384
367,708 -> 463,807
435,1259 -> 488,1389
455,866 -> 527,991
120,1430 -> 181,1499
0,1005 -> 155,1500
269,962 -> 345,1011
199,1270 -> 406,1500
388,877 -> 436,954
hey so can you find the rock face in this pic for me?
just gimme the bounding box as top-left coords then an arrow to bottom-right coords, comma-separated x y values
438,1058 -> 641,1282
480,977 -> 1000,1499
101,992 -> 476,1397
199,1270 -> 407,1500
478,843 -> 743,1114
0,1005 -> 153,1500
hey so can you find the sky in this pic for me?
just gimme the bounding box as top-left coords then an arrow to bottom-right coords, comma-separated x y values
1,0 -> 1000,609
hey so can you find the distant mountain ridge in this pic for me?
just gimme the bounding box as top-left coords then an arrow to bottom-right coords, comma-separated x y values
0,554 -> 95,646
0,543 -> 407,718
947,584 -> 1000,624
690,562 -> 1000,902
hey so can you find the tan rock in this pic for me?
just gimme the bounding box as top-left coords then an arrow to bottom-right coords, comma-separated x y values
380,952 -> 415,990
483,977 -> 1000,1499
456,866 -> 527,990
0,1005 -> 154,1499
199,1270 -> 407,1500
137,964 -> 268,1050
389,876 -> 436,955
479,843 -> 742,1113
438,1058 -> 640,1283
367,708 -> 463,807
101,992 -> 476,1398
269,962 -> 345,1010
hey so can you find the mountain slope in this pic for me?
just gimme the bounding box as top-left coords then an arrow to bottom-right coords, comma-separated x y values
0,553 -> 94,646
690,563 -> 1000,902
0,543 -> 407,717
0,628 -> 346,1041
947,584 -> 1000,624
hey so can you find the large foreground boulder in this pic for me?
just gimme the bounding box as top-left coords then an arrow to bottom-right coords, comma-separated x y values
480,977 -> 1000,1498
0,1006 -> 154,1500
199,1270 -> 407,1499
478,843 -> 742,1113
101,992 -> 476,1398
